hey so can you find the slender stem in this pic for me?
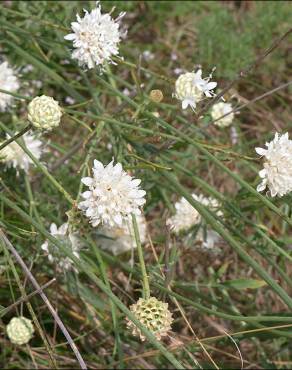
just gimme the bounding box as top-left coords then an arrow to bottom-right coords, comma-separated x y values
90,240 -> 123,362
0,121 -> 75,205
0,124 -> 32,151
196,27 -> 292,118
0,229 -> 87,370
0,195 -> 184,369
0,278 -> 56,317
2,241 -> 58,368
132,214 -> 150,299
163,171 -> 292,310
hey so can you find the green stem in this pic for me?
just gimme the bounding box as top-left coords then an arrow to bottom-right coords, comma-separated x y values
94,76 -> 292,227
163,171 -> 292,310
90,240 -> 123,363
0,194 -> 184,369
1,239 -> 58,368
132,214 -> 150,299
0,122 -> 75,205
0,124 -> 32,151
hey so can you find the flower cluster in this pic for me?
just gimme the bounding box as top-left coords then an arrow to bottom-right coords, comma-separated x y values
78,160 -> 146,228
211,102 -> 234,127
41,223 -> 81,272
193,229 -> 221,252
175,69 -> 217,110
98,214 -> 147,255
256,132 -> 292,197
0,133 -> 43,174
0,61 -> 20,112
28,95 -> 62,131
6,317 -> 34,345
64,2 -> 125,69
167,193 -> 222,234
127,297 -> 173,341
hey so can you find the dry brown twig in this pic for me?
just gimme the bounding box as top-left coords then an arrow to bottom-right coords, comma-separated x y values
0,278 -> 56,317
0,229 -> 87,370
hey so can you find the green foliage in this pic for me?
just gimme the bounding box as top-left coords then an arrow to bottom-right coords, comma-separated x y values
0,0 -> 291,369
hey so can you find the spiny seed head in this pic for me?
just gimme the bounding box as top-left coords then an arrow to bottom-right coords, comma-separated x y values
127,297 -> 173,341
149,89 -> 163,103
28,95 -> 62,131
6,317 -> 34,345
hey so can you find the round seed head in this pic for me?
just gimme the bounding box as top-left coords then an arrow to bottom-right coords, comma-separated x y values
149,89 -> 164,103
127,297 -> 173,341
6,317 -> 34,345
28,95 -> 62,131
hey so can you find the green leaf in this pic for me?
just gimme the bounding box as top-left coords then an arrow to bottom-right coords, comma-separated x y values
222,279 -> 267,290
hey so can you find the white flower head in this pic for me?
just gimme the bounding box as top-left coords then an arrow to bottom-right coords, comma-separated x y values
6,317 -> 34,345
98,214 -> 147,255
255,132 -> 292,197
28,95 -> 62,131
174,69 -> 217,110
194,229 -> 221,253
79,159 -> 146,228
64,2 -> 125,70
167,193 -> 222,234
0,61 -> 20,112
211,102 -> 234,127
0,133 -> 43,174
41,223 -> 81,272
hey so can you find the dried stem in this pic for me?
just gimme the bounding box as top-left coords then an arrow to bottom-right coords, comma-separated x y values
205,80 -> 292,127
196,27 -> 292,118
0,229 -> 87,370
0,278 -> 56,317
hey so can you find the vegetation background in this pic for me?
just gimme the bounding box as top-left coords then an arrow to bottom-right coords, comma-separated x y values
0,0 -> 292,368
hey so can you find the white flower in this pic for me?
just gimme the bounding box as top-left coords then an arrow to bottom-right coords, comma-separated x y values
0,133 -> 43,174
64,2 -> 125,69
255,132 -> 292,197
27,95 -> 62,131
211,102 -> 234,127
167,193 -> 222,234
194,229 -> 221,252
41,223 -> 81,272
174,69 -> 217,110
142,50 -> 155,62
6,317 -> 34,345
65,96 -> 75,105
0,61 -> 20,112
79,159 -> 146,228
98,214 -> 147,255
